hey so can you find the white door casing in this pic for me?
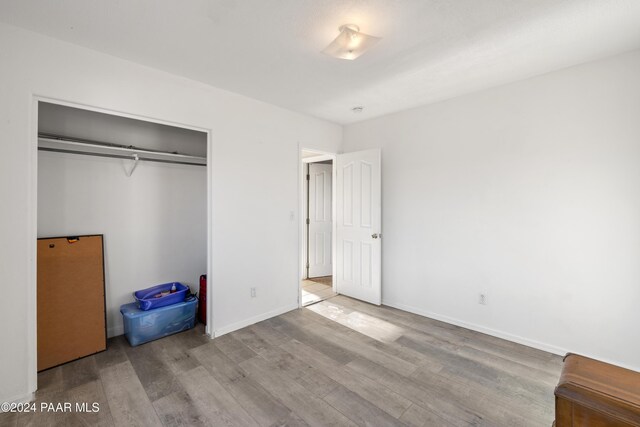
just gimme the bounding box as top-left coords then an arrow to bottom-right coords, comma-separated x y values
308,163 -> 332,278
336,149 -> 381,305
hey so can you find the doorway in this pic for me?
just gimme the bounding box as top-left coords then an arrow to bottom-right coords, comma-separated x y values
301,150 -> 337,306
299,147 -> 383,308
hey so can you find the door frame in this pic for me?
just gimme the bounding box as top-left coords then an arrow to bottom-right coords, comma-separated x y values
27,95 -> 213,394
298,147 -> 337,307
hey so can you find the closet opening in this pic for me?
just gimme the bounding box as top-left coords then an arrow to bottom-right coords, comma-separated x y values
35,100 -> 210,377
300,149 -> 337,306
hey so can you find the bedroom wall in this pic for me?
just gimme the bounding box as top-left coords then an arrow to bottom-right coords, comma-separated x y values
0,22 -> 342,403
343,49 -> 640,371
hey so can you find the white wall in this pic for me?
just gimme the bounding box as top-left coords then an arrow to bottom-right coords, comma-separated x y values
0,23 -> 341,403
343,49 -> 640,371
38,151 -> 207,337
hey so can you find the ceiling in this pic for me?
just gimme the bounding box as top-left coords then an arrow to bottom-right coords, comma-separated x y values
2,0 -> 640,124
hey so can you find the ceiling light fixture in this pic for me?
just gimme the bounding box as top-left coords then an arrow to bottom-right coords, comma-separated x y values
322,24 -> 380,60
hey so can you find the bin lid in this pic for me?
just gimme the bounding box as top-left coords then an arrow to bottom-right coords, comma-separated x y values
120,296 -> 196,318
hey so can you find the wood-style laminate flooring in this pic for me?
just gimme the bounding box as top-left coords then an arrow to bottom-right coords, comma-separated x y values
301,276 -> 336,306
0,295 -> 563,426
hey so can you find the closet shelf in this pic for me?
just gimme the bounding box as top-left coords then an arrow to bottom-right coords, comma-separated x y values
38,134 -> 207,167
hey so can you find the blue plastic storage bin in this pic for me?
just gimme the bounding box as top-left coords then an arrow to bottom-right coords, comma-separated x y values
134,282 -> 189,311
121,296 -> 197,346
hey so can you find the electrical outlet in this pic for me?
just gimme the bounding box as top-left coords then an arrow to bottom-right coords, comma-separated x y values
479,294 -> 487,305
251,287 -> 256,298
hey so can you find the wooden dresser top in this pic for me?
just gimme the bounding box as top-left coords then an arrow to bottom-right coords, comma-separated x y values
555,353 -> 640,424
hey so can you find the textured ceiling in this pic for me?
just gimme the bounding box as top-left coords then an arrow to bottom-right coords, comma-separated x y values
2,0 -> 640,124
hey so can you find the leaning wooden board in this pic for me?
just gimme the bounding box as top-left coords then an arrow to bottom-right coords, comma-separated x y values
37,235 -> 106,371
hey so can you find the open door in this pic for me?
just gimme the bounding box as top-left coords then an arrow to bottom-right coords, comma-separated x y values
308,163 -> 332,278
336,149 -> 381,305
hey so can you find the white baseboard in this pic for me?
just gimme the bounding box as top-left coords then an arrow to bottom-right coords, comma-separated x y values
382,299 -> 568,356
213,303 -> 299,337
0,392 -> 34,411
384,299 -> 640,372
108,302 -> 299,340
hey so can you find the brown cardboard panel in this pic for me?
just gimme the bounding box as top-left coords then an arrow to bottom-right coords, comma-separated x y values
37,235 -> 106,371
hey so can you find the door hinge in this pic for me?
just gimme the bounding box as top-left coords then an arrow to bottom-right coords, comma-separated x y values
306,218 -> 310,225
306,174 -> 310,181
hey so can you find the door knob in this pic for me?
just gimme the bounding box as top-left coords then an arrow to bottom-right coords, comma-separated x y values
372,233 -> 379,239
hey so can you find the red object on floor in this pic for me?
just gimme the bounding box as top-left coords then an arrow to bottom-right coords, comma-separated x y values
198,274 -> 207,325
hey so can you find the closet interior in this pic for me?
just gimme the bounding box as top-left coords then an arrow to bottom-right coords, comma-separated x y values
36,102 -> 208,370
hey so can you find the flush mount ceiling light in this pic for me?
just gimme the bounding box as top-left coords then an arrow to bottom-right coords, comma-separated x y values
322,24 -> 380,60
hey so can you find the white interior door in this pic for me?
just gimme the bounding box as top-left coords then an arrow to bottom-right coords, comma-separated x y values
336,149 -> 381,305
308,163 -> 332,278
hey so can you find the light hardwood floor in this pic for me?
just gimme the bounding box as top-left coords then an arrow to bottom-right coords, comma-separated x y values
301,276 -> 336,306
0,295 -> 563,426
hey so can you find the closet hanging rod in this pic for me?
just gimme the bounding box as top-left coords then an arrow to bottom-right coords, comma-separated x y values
38,147 -> 205,167
37,133 -> 207,166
